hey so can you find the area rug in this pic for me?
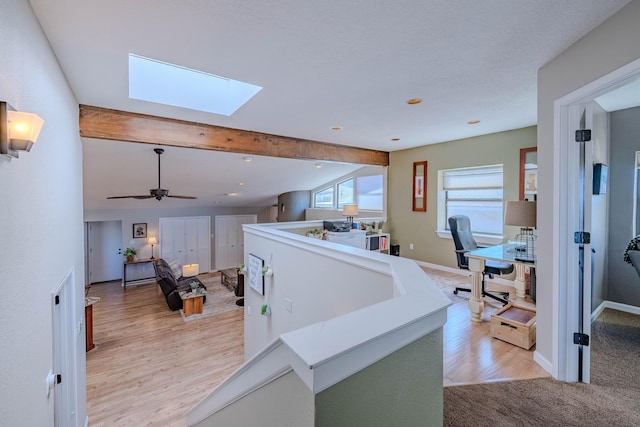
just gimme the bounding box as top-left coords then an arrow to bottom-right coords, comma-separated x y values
179,273 -> 243,322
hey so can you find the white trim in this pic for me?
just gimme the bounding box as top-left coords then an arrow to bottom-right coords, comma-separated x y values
533,351 -> 553,375
552,56 -> 640,383
592,300 -> 640,322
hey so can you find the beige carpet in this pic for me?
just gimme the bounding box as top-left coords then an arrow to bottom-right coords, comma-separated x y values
179,272 -> 243,322
443,308 -> 640,426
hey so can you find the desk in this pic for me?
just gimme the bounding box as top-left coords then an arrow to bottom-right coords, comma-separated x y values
466,243 -> 535,322
122,258 -> 156,288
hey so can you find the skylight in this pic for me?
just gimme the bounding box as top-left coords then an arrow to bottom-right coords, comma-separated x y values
129,54 -> 262,116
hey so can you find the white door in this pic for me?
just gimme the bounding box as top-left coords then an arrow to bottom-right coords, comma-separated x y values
52,270 -> 78,426
86,221 -> 122,284
562,103 -> 594,383
215,215 -> 256,270
577,105 -> 594,383
160,217 -> 211,272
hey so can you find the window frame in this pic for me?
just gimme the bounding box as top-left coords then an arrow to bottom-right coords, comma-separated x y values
312,173 -> 384,212
437,164 -> 505,244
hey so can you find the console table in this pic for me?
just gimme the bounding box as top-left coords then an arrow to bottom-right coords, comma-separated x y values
122,258 -> 156,288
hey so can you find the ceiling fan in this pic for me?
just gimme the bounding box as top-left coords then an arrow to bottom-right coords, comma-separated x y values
107,148 -> 197,201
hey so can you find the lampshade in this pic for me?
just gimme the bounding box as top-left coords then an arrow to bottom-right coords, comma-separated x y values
182,264 -> 199,277
342,204 -> 359,216
7,110 -> 44,150
504,201 -> 536,228
148,236 -> 157,245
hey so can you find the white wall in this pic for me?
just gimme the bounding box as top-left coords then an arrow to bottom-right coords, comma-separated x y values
537,0 -> 640,374
243,230 -> 394,358
0,1 -> 85,425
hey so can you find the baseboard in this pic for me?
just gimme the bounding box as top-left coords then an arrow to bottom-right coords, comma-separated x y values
415,260 -> 515,287
592,300 -> 640,322
533,350 -> 554,377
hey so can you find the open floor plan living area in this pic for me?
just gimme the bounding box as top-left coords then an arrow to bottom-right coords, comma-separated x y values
5,1 -> 640,425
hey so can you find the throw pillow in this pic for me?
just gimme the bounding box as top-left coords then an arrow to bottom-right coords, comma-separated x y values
168,259 -> 182,279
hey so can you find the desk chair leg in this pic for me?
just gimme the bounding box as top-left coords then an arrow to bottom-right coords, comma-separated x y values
453,275 -> 509,306
453,286 -> 470,295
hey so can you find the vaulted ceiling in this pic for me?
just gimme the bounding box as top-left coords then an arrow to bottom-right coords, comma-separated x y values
28,0 -> 631,210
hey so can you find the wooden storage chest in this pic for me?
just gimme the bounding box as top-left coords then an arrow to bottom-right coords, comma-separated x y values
490,304 -> 536,349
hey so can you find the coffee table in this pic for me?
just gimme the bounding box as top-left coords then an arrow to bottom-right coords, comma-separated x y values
180,289 -> 206,317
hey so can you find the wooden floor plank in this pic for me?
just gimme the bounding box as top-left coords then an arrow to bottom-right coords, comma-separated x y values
86,268 -> 548,425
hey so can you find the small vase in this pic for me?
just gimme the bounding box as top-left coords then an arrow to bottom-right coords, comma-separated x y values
126,255 -> 134,262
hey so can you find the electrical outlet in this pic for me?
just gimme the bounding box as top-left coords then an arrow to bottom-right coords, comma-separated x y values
285,298 -> 292,313
247,306 -> 251,316
410,243 -> 414,250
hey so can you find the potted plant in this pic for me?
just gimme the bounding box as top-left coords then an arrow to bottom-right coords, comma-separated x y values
123,247 -> 137,262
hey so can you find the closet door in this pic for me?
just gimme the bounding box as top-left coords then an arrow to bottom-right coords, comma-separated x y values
215,215 -> 256,270
195,217 -> 211,272
161,216 -> 211,272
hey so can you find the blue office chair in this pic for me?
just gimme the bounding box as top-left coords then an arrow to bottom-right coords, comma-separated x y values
448,215 -> 513,306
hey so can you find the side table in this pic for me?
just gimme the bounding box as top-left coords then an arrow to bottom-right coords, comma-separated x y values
85,296 -> 100,352
180,289 -> 206,317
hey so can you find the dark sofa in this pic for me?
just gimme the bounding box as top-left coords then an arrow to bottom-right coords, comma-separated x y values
153,259 -> 207,310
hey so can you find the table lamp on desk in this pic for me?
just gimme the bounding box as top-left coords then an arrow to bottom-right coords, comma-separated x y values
504,200 -> 537,262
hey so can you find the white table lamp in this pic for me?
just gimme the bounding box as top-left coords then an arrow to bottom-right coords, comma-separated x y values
182,264 -> 199,277
505,201 -> 537,261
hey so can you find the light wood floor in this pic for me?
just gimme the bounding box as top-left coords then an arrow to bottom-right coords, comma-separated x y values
86,268 -> 548,425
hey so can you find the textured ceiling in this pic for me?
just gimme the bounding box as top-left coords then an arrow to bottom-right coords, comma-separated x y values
28,0 -> 632,209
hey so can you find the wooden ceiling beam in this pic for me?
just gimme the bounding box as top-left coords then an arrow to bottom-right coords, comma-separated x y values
79,105 -> 389,166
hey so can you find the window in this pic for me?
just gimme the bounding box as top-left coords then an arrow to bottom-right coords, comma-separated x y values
337,178 -> 354,208
357,175 -> 383,210
441,165 -> 504,236
313,186 -> 334,208
312,173 -> 384,211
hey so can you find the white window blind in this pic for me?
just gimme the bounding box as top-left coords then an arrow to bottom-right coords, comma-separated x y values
442,165 -> 504,235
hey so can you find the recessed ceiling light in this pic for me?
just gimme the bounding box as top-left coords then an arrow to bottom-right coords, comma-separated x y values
391,138 -> 400,142
315,163 -> 323,168
242,156 -> 253,162
407,98 -> 422,105
227,192 -> 240,197
330,126 -> 343,131
467,120 -> 481,125
238,182 -> 245,186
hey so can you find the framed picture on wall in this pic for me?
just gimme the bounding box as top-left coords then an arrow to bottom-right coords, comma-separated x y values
248,253 -> 265,295
133,223 -> 147,238
413,161 -> 428,212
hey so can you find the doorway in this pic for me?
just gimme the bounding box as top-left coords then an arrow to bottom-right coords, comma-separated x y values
554,58 -> 640,383
86,221 -> 122,284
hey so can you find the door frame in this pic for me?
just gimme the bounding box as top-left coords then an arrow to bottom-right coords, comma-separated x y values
553,57 -> 640,381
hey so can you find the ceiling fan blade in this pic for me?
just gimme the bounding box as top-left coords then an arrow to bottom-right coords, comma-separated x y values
167,195 -> 197,199
107,195 -> 154,199
108,149 -> 194,201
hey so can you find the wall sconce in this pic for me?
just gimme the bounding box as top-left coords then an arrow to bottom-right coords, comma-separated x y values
1,101 -> 44,158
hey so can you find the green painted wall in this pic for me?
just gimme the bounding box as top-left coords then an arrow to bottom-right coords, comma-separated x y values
315,329 -> 443,427
387,126 -> 537,268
